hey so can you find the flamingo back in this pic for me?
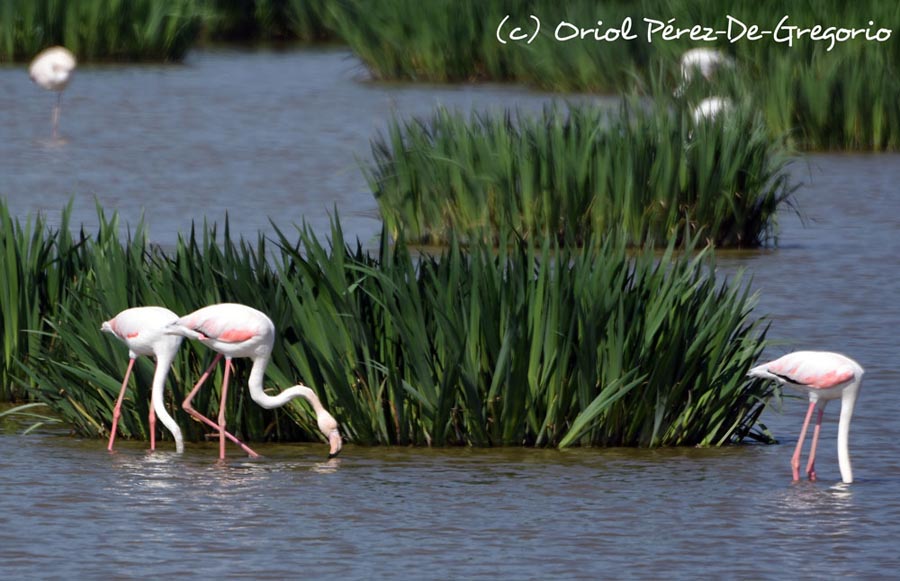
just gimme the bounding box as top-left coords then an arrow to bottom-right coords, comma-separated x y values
749,350 -> 863,391
102,306 -> 182,358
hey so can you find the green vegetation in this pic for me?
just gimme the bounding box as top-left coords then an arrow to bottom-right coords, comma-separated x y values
0,0 -> 336,62
0,202 -> 86,401
0,403 -> 62,434
202,0 -> 336,43
4,202 -> 775,448
3,0 -> 896,149
0,0 -> 202,62
751,49 -> 900,151
330,0 -> 900,151
368,99 -> 796,247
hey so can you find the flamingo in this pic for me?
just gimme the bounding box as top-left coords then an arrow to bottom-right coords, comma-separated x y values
691,96 -> 732,123
748,351 -> 863,484
101,306 -> 185,453
675,47 -> 733,97
29,46 -> 77,140
166,303 -> 342,460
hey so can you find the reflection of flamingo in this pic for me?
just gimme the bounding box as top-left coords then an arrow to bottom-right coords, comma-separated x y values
101,307 -> 185,453
167,303 -> 342,460
692,96 -> 732,123
29,46 -> 77,139
749,351 -> 863,484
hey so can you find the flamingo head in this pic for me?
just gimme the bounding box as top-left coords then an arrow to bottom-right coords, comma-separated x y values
317,410 -> 342,458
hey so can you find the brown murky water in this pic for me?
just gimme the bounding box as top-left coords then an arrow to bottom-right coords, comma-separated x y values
2,49 -> 900,578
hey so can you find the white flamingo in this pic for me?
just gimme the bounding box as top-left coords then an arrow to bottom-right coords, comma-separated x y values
167,303 -> 342,460
29,46 -> 77,139
101,306 -> 185,453
675,48 -> 733,97
691,96 -> 733,123
749,351 -> 863,484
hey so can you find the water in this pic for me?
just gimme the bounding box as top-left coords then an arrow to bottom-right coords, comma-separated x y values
2,49 -> 900,578
1,47 -> 605,248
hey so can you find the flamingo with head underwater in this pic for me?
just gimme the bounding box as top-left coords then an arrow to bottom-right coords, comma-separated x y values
748,351 -> 863,484
29,46 -> 77,140
101,306 -> 185,453
166,303 -> 342,460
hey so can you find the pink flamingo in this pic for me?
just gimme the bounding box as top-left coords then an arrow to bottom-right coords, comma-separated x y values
166,303 -> 342,460
748,351 -> 863,484
101,307 -> 185,453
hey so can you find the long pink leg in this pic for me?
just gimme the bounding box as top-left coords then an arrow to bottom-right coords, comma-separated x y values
791,401 -> 817,481
805,406 -> 825,481
149,403 -> 157,451
218,359 -> 231,459
108,358 -> 137,451
182,354 -> 259,458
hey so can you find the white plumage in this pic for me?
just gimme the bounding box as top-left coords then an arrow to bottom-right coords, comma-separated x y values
29,46 -> 76,139
749,351 -> 863,483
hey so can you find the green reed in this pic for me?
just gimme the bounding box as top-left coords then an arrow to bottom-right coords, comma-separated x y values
14,208 -> 776,448
0,200 -> 89,400
203,0 -> 337,43
0,0 -> 202,62
367,99 -> 796,248
328,0 -> 900,151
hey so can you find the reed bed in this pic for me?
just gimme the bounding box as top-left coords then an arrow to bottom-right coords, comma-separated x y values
10,206 -> 776,448
0,200 -> 91,400
4,0 -> 897,149
0,0 -> 334,62
327,1 -> 899,87
202,0 -> 336,43
0,0 -> 202,62
329,0 -> 900,150
368,100 -> 796,248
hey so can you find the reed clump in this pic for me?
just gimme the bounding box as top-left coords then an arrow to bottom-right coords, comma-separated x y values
367,100 -> 796,248
10,206 -> 775,448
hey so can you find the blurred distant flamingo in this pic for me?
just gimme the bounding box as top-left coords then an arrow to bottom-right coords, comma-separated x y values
29,46 -> 77,139
675,47 -> 733,97
680,48 -> 733,82
101,307 -> 184,453
748,351 -> 863,484
166,303 -> 342,460
691,96 -> 732,123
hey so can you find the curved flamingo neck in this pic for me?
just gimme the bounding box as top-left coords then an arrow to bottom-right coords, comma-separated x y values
246,354 -> 321,411
151,349 -> 184,453
837,382 -> 859,484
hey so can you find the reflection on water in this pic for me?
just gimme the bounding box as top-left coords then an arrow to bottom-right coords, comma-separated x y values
2,50 -> 900,577
2,439 -> 899,578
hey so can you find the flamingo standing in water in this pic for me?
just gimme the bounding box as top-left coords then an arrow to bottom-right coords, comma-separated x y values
101,307 -> 185,453
29,46 -> 77,139
748,351 -> 863,484
166,303 -> 342,460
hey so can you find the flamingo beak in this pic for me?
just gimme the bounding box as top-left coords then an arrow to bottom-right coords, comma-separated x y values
327,430 -> 343,459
